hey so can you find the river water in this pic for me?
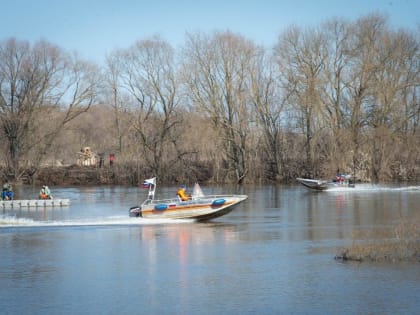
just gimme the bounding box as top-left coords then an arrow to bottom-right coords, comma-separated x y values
1,184 -> 419,314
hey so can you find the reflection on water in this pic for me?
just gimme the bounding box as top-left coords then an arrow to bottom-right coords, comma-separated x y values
1,184 -> 419,314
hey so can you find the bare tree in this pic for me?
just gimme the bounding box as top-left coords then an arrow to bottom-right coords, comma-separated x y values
343,15 -> 390,181
104,53 -> 135,154
248,48 -> 292,181
108,37 -> 183,179
0,38 -> 98,182
320,18 -> 355,172
367,27 -> 420,180
182,31 -> 256,183
274,26 -> 328,177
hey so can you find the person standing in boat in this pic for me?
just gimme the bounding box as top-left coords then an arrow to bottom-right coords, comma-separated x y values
335,168 -> 343,183
177,184 -> 191,201
39,185 -> 52,199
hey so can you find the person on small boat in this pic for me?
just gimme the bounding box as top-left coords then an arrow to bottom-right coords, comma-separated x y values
334,169 -> 348,183
39,185 -> 52,199
177,184 -> 191,201
2,183 -> 14,200
333,169 -> 352,185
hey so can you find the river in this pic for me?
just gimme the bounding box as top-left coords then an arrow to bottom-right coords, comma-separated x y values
1,183 -> 419,314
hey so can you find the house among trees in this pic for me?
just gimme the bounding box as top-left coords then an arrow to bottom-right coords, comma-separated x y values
77,147 -> 98,167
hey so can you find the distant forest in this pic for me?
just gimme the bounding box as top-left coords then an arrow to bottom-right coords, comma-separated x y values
0,13 -> 419,185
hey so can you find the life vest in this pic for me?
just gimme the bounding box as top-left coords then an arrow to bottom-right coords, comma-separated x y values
40,193 -> 49,200
177,188 -> 190,201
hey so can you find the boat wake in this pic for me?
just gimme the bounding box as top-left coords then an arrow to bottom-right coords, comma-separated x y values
0,215 -> 194,228
327,184 -> 420,192
392,186 -> 420,191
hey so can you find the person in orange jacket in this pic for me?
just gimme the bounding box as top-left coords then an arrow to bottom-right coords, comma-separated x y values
39,185 -> 52,199
177,184 -> 191,201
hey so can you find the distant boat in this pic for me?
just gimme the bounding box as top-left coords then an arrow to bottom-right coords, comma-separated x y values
296,174 -> 354,191
129,178 -> 247,221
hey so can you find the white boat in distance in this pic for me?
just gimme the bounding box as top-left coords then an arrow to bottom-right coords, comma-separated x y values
129,178 -> 247,221
296,174 -> 354,191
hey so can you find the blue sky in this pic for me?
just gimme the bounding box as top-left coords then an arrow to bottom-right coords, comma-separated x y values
1,0 -> 418,64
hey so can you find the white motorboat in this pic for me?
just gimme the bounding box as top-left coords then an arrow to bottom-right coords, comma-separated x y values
296,174 -> 354,191
129,178 -> 247,221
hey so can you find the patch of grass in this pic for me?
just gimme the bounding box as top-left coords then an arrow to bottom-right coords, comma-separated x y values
336,216 -> 420,262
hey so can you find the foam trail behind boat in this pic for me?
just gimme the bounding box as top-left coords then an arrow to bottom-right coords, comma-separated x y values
0,215 -> 194,228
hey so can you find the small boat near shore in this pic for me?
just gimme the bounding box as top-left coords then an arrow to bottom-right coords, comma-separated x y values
129,178 -> 247,221
296,174 -> 355,191
0,199 -> 70,208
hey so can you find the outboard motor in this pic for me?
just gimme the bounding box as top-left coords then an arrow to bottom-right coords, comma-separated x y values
129,206 -> 142,217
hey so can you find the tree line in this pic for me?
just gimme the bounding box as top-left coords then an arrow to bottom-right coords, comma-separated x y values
0,13 -> 419,185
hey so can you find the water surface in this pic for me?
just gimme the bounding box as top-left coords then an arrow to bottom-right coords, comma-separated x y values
1,184 -> 419,314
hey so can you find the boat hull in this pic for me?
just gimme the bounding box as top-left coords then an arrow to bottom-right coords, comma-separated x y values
296,178 -> 354,191
0,199 -> 70,208
130,195 -> 248,221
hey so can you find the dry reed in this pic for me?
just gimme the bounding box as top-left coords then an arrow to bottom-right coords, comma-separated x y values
336,215 -> 420,262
